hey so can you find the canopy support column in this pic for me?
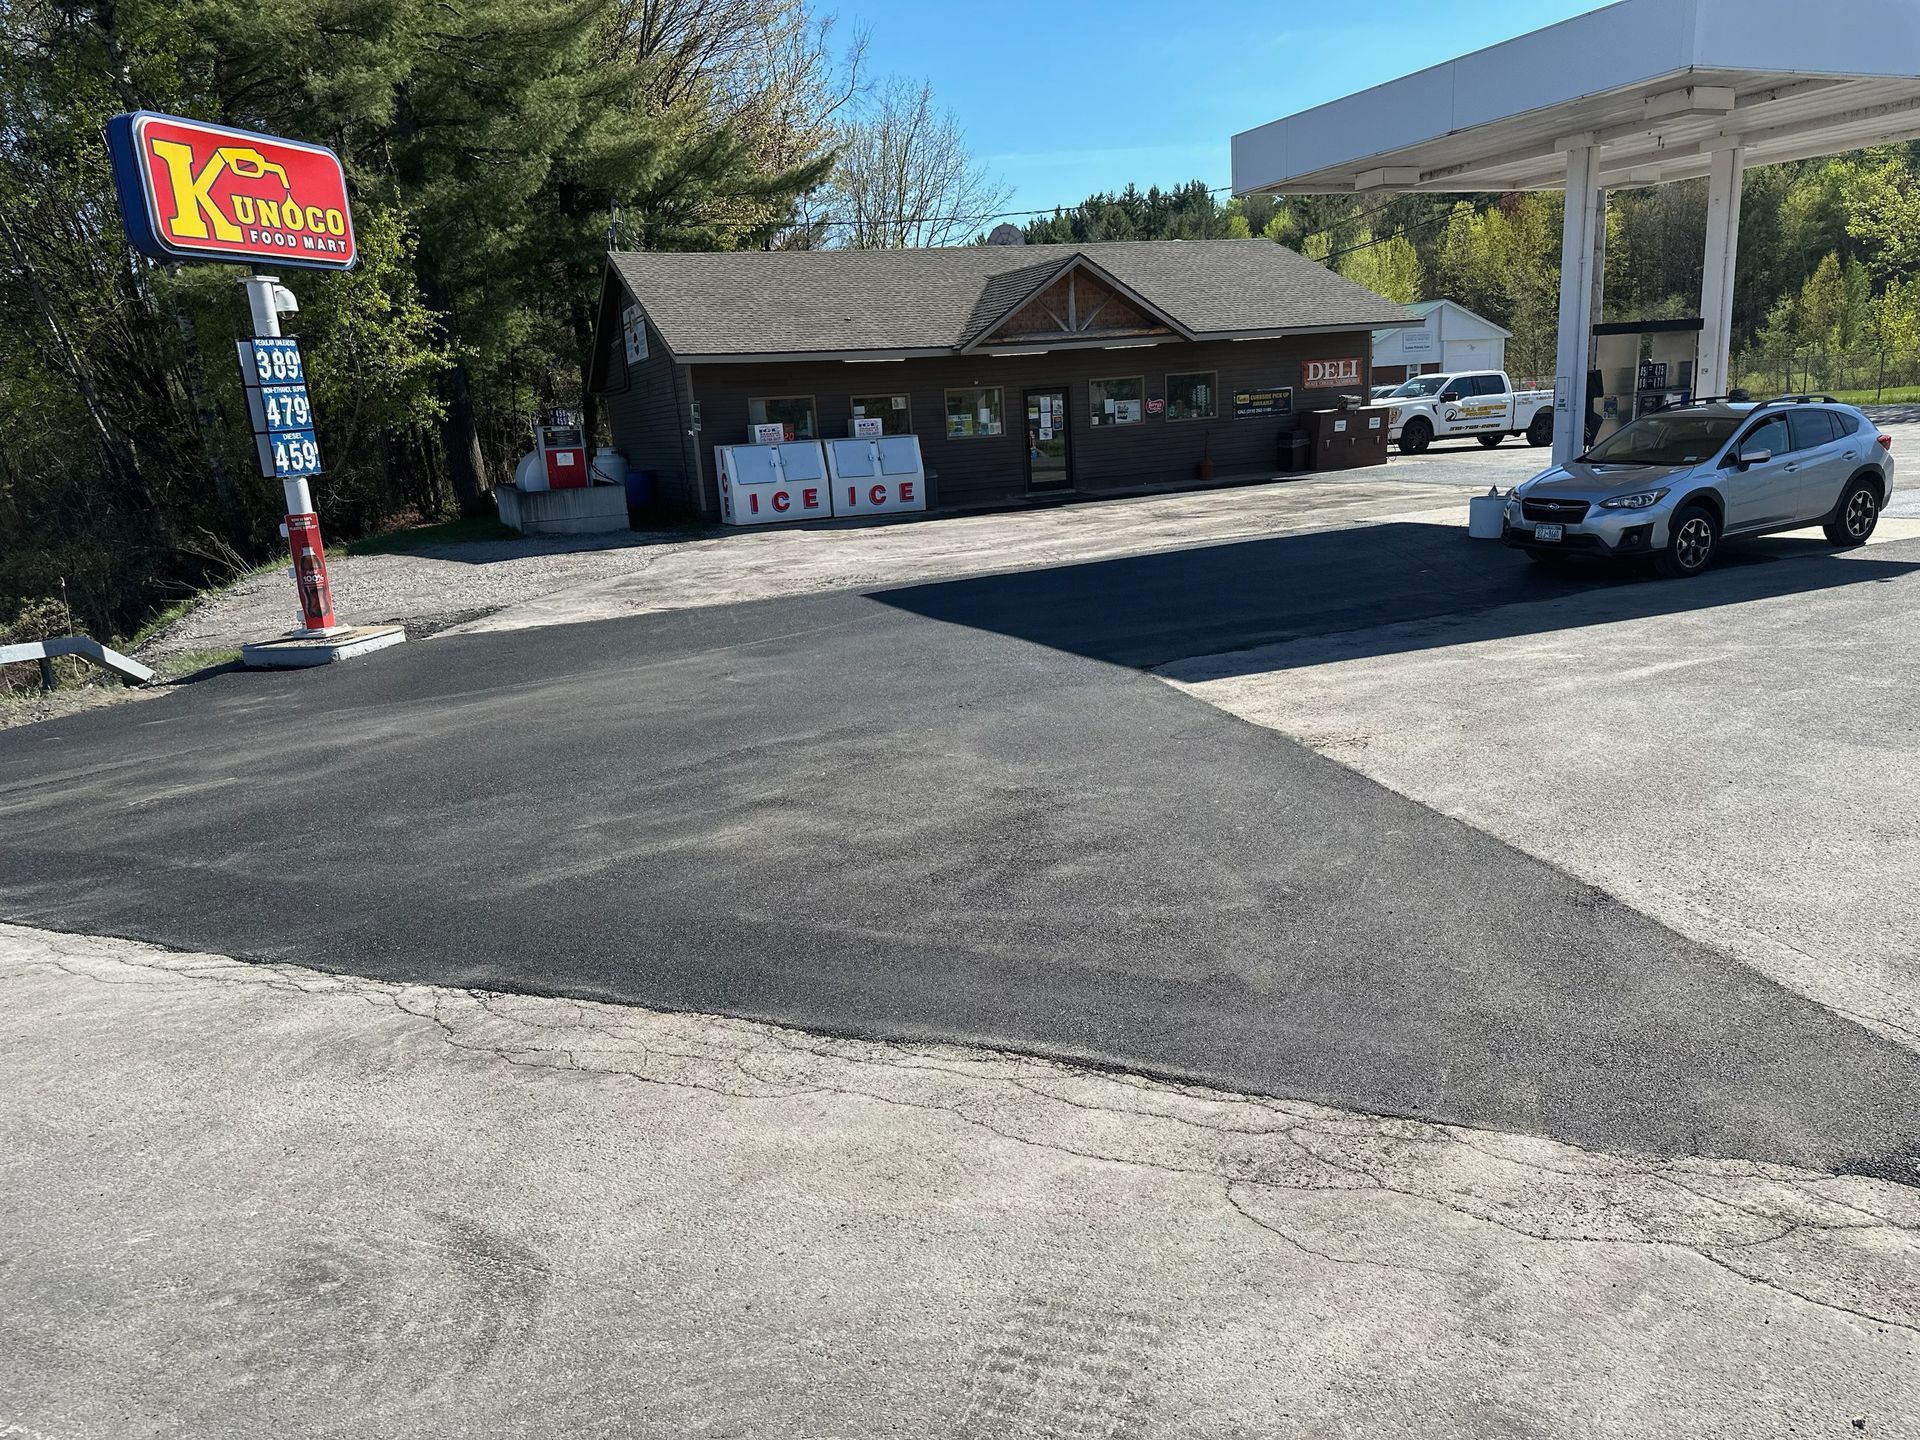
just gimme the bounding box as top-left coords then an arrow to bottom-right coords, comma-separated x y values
1552,144 -> 1601,464
1697,142 -> 1745,400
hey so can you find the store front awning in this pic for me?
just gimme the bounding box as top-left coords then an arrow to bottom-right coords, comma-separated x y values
1231,0 -> 1920,197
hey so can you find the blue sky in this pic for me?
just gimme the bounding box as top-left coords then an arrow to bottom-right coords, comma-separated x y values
820,0 -> 1610,219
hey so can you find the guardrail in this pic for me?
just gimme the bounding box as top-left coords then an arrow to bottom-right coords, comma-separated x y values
0,636 -> 155,689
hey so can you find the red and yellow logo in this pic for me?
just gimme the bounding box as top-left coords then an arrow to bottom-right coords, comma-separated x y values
107,112 -> 356,271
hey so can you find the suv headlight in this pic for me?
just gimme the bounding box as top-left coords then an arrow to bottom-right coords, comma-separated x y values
1600,488 -> 1670,510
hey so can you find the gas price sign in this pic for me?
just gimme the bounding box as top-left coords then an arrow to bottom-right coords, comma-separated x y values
237,338 -> 323,480
258,383 -> 312,431
269,429 -> 322,478
241,336 -> 306,384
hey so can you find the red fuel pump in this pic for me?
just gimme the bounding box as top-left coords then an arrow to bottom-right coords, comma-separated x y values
536,412 -> 589,490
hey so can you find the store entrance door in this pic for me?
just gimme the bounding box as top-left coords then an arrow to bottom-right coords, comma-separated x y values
1025,388 -> 1071,491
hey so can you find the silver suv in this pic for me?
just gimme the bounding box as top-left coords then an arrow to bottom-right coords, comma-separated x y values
1503,399 -> 1894,577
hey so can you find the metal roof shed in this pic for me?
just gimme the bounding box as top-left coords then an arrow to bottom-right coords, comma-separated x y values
1373,299 -> 1513,378
1231,0 -> 1920,460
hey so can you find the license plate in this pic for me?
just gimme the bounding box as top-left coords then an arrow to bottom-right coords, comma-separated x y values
1534,523 -> 1564,542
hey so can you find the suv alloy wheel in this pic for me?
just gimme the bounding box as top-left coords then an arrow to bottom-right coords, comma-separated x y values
1823,478 -> 1880,547
1656,504 -> 1719,578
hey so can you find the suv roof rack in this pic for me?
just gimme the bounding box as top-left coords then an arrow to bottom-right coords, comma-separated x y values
1754,393 -> 1842,407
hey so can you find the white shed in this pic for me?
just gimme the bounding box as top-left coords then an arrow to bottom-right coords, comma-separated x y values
1371,300 -> 1509,383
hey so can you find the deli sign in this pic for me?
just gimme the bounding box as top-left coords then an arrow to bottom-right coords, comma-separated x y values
1303,357 -> 1364,389
105,112 -> 356,270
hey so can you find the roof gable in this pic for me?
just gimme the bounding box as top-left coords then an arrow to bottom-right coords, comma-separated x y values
603,240 -> 1414,362
961,254 -> 1194,353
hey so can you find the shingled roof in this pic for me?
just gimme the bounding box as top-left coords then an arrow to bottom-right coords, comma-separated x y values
605,240 -> 1414,362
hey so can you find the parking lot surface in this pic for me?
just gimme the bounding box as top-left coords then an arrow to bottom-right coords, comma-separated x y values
8,436 -> 1920,1437
139,438 -> 1551,660
1165,531 -> 1920,1052
5,519 -> 1920,1179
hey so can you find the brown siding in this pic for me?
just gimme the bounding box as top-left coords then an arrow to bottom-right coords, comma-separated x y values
596,309 -> 703,515
659,334 -> 1372,516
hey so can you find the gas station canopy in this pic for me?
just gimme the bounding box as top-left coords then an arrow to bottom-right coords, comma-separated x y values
1231,0 -> 1920,462
1232,0 -> 1920,196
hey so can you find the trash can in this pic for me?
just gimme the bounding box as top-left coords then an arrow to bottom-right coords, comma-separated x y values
1467,487 -> 1506,539
625,468 -> 655,521
1277,430 -> 1311,473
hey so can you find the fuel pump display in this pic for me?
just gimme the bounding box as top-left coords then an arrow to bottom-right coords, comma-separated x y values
536,411 -> 589,490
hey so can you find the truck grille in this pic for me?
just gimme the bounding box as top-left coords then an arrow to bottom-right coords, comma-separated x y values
1522,498 -> 1590,523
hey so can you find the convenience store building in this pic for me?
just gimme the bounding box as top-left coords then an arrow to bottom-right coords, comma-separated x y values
589,239 -> 1411,520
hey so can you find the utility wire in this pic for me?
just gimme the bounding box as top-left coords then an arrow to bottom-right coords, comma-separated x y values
621,179 -> 1509,267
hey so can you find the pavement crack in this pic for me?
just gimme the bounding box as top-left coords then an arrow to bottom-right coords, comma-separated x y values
10,927 -> 1920,1340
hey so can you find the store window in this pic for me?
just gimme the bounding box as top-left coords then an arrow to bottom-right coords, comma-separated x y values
850,393 -> 913,435
945,386 -> 1005,438
1090,377 -> 1144,426
1165,372 -> 1216,422
748,395 -> 816,440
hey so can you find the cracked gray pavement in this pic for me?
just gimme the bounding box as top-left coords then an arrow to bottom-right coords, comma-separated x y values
4,922 -> 1917,1438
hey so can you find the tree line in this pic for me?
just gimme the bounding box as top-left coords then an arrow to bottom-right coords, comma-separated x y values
1,0 -> 877,645
1024,148 -> 1920,394
9,1 -> 1920,649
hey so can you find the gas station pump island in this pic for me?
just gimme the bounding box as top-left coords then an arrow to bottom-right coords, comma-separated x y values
105,110 -> 404,666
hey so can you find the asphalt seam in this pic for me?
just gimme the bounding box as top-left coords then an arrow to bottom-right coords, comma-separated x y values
11,931 -> 1920,1344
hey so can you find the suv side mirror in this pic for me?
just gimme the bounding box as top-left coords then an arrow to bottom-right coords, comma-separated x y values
1736,447 -> 1772,468
1439,389 -> 1460,402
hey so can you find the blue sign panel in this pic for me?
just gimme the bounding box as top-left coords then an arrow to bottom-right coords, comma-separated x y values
266,428 -> 323,479
243,337 -> 305,385
258,383 -> 312,432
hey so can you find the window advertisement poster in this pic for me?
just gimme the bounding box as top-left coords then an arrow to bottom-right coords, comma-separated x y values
1233,385 -> 1294,419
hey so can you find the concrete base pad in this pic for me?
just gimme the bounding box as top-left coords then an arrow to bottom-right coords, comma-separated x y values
241,624 -> 407,668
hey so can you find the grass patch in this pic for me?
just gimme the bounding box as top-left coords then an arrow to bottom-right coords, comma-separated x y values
154,648 -> 243,681
348,514 -> 517,554
123,562 -> 279,653
1820,387 -> 1920,407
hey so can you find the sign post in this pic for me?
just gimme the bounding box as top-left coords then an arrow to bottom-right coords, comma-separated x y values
238,283 -> 335,632
106,110 -> 401,664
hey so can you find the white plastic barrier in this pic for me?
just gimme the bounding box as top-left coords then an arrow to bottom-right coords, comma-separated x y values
713,441 -> 831,526
823,435 -> 927,518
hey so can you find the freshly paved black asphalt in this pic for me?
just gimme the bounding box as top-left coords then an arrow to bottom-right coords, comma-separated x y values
5,522 -> 1919,1178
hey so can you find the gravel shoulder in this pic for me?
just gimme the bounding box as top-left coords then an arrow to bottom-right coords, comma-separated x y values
135,455 -> 1525,660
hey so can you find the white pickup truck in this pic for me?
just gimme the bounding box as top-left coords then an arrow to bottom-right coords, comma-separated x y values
1383,370 -> 1555,454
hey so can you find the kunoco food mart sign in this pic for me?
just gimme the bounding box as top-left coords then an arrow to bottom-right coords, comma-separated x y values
105,112 -> 356,270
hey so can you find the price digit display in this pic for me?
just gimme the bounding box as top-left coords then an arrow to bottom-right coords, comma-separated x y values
239,338 -> 323,479
245,338 -> 305,385
269,428 -> 322,479
260,383 -> 313,432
